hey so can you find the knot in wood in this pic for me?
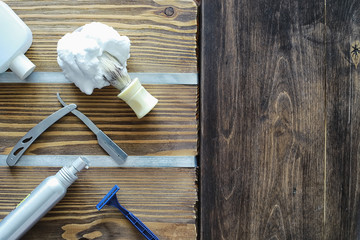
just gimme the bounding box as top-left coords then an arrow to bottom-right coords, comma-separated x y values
164,7 -> 175,16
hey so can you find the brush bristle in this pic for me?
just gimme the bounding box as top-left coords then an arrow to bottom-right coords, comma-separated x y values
98,52 -> 132,91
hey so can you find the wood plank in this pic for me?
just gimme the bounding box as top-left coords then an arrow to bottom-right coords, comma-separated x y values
200,0 -> 325,239
0,83 -> 198,156
0,166 -> 197,239
0,1 -> 199,239
325,0 -> 360,238
3,0 -> 198,74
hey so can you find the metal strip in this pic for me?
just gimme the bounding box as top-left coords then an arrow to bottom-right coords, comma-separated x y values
0,72 -> 198,85
0,155 -> 197,168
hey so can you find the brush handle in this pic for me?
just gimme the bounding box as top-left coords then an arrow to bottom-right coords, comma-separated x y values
122,210 -> 159,240
117,78 -> 158,119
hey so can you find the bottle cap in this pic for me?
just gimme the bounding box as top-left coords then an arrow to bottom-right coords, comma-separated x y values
57,157 -> 90,187
72,157 -> 90,172
9,53 -> 35,80
117,78 -> 158,119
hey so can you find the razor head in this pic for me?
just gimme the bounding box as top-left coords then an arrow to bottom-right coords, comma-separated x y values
96,185 -> 120,210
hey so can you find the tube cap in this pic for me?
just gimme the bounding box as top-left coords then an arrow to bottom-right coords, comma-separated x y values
9,53 -> 35,80
72,157 -> 90,172
117,78 -> 158,119
57,157 -> 90,187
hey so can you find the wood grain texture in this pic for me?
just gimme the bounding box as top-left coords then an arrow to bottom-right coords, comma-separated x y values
325,1 -> 360,239
0,167 -> 197,239
3,0 -> 198,74
0,1 -> 198,239
0,83 -> 198,156
201,0 -> 326,239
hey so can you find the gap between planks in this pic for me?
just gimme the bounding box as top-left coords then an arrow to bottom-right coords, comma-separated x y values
0,155 -> 197,168
0,72 -> 198,85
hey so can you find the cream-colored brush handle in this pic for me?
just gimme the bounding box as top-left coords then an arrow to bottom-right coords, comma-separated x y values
117,78 -> 158,119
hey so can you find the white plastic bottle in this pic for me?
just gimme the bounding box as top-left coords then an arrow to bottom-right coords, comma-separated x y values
0,1 -> 35,80
0,157 -> 89,240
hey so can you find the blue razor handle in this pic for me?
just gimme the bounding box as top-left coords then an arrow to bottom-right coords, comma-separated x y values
97,185 -> 159,240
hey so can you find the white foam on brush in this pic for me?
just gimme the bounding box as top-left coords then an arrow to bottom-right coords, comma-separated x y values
57,22 -> 130,95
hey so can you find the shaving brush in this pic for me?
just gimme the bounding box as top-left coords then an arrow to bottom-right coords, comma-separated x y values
98,51 -> 158,119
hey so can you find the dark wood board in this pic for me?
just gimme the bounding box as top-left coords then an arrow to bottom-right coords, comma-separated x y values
200,0 -> 326,239
325,0 -> 360,239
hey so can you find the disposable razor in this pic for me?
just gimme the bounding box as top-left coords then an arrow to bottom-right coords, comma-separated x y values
97,185 -> 159,240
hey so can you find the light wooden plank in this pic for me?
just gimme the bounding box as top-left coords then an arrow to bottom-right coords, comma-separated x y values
0,167 -> 197,239
0,83 -> 198,156
3,0 -> 198,74
0,1 -> 199,240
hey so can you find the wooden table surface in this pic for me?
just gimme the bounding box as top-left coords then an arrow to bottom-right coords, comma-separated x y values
0,1 -> 198,239
201,0 -> 360,239
6,0 -> 356,239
